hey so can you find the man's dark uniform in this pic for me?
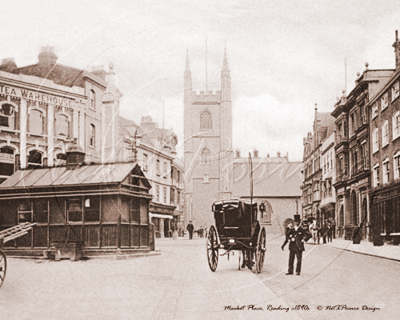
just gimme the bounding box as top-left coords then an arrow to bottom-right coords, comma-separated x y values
286,222 -> 307,275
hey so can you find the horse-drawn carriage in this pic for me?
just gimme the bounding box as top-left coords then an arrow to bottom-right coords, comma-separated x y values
0,222 -> 36,288
206,199 -> 267,273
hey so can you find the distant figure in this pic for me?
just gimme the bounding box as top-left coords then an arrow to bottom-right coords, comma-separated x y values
353,224 -> 362,244
327,223 -> 333,242
309,220 -> 319,245
203,224 -> 208,238
284,216 -> 307,276
187,221 -> 194,240
331,219 -> 336,239
198,226 -> 204,238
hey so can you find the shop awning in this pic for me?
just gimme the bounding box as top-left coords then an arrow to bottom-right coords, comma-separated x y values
150,213 -> 173,220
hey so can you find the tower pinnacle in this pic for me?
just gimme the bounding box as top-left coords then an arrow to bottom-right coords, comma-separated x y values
222,47 -> 229,71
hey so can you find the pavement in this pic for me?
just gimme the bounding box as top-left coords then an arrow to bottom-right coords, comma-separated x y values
311,238 -> 400,262
162,234 -> 400,262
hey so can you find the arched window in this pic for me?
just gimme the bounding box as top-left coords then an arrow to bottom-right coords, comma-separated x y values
339,205 -> 344,226
90,124 -> 95,147
352,190 -> 358,226
27,150 -> 42,169
200,110 -> 212,130
55,113 -> 70,137
0,146 -> 15,178
0,103 -> 15,129
29,109 -> 44,134
90,89 -> 96,109
201,148 -> 211,164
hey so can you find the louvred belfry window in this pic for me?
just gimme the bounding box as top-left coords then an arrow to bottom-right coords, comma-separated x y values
200,110 -> 212,130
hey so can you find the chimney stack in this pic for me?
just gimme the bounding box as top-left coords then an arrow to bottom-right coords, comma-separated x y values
38,46 -> 57,66
393,30 -> 400,70
0,58 -> 17,72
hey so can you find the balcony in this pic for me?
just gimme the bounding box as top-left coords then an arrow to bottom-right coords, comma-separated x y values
335,134 -> 348,145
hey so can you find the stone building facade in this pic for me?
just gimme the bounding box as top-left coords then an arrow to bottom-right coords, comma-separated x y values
368,32 -> 400,244
0,46 -> 107,182
301,108 -> 335,224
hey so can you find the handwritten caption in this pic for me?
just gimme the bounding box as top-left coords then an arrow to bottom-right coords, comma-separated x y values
223,304 -> 381,312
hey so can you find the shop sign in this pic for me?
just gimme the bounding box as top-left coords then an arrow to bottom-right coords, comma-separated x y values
0,84 -> 85,109
0,153 -> 14,163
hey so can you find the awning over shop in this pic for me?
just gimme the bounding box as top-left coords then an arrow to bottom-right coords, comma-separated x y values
150,213 -> 173,220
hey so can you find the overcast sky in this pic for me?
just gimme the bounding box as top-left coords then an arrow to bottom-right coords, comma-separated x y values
1,0 -> 400,161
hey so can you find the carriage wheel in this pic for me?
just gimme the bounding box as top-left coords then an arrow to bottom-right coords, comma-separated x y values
0,250 -> 6,288
207,225 -> 219,272
255,227 -> 266,273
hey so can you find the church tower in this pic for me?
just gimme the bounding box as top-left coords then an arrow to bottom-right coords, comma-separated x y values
183,49 -> 234,227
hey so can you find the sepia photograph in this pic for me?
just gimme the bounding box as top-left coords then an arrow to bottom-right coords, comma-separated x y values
0,0 -> 399,319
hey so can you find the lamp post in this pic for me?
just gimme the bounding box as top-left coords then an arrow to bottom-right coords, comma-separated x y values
126,129 -> 142,162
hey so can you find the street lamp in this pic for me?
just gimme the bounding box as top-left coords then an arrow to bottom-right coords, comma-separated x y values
126,129 -> 142,162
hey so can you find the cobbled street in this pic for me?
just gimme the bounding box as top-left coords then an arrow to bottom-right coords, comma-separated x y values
0,236 -> 399,320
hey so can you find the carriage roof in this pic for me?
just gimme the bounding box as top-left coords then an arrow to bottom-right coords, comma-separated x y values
212,199 -> 256,212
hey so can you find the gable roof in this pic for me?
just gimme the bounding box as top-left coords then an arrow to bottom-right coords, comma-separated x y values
232,158 -> 302,197
0,162 -> 151,190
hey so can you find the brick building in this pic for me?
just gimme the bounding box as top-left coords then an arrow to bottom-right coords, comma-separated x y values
368,31 -> 400,244
332,65 -> 393,240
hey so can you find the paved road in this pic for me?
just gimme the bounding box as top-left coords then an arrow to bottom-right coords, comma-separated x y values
0,236 -> 398,319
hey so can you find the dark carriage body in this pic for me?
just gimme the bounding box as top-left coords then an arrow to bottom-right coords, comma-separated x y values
207,199 -> 267,273
212,199 -> 259,250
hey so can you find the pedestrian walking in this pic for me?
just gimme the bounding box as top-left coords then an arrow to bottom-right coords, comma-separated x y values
327,223 -> 333,242
187,221 -> 194,240
283,215 -> 307,276
203,224 -> 208,238
199,226 -> 204,238
309,220 -> 319,245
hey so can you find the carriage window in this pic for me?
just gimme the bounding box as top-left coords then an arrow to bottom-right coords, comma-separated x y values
67,198 -> 82,222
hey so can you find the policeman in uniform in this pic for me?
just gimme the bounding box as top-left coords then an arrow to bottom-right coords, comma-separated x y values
282,214 -> 307,275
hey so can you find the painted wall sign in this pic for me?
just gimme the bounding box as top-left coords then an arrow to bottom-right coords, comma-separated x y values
0,84 -> 85,108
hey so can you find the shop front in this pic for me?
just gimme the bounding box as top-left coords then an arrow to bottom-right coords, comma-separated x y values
150,202 -> 175,238
370,184 -> 400,245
